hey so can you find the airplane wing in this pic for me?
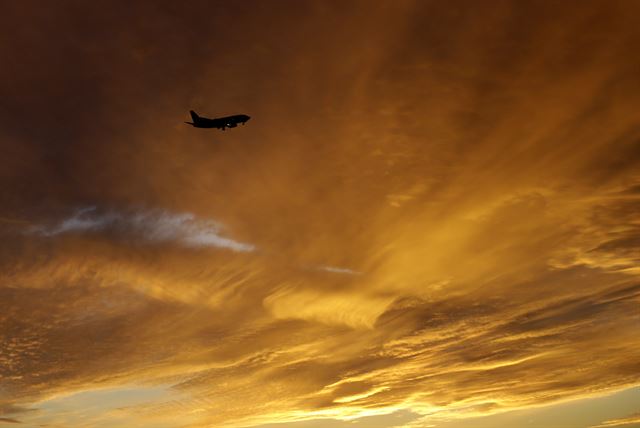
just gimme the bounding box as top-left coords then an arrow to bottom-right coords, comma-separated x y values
212,117 -> 237,130
209,118 -> 228,130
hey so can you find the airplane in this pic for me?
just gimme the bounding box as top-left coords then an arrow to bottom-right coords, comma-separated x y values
185,110 -> 251,130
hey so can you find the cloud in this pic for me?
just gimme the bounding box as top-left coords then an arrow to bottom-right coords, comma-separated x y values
591,413 -> 640,428
264,287 -> 393,328
1,1 -> 640,427
31,207 -> 255,252
316,266 -> 360,275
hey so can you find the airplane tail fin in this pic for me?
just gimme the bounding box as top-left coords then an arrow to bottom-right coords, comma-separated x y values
190,110 -> 200,122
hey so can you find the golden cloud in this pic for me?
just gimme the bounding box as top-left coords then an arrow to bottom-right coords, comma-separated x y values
1,1 -> 639,427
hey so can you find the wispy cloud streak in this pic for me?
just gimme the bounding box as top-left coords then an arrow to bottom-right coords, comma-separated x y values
591,413 -> 640,428
31,207 -> 255,252
316,266 -> 360,275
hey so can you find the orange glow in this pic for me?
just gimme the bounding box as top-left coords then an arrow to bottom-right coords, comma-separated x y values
1,1 -> 639,427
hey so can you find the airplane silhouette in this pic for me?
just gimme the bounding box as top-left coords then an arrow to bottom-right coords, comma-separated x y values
185,111 -> 250,130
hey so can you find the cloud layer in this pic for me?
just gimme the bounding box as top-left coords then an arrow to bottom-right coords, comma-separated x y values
1,1 -> 639,427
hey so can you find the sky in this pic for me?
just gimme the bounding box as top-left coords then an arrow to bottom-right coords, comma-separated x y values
1,1 -> 639,427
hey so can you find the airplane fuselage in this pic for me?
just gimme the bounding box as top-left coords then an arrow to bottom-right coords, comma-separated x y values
186,111 -> 250,130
